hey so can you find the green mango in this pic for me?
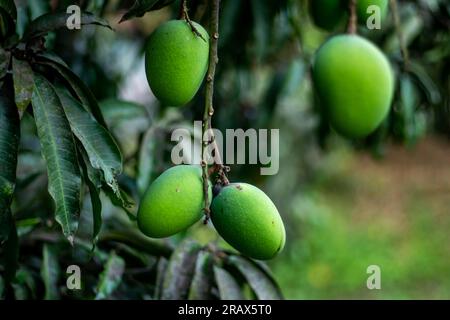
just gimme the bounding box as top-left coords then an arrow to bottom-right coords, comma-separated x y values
138,165 -> 211,238
312,34 -> 394,138
211,183 -> 286,260
145,20 -> 209,106
356,0 -> 388,25
310,0 -> 346,31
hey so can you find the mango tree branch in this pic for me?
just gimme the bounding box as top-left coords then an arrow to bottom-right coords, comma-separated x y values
201,0 -> 228,223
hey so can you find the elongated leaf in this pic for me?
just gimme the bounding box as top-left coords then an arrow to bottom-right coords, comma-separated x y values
214,266 -> 244,300
2,221 -> 18,283
227,255 -> 283,300
0,95 -> 19,242
188,251 -> 214,300
79,152 -> 102,246
161,240 -> 201,300
119,0 -> 175,23
56,89 -> 122,197
0,47 -> 10,80
95,251 -> 125,300
154,257 -> 168,299
32,74 -> 82,243
41,244 -> 60,300
22,11 -> 111,41
0,0 -> 17,21
36,55 -> 108,128
12,58 -> 34,117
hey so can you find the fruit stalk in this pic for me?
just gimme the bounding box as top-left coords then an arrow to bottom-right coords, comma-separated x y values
201,0 -> 227,221
347,0 -> 358,34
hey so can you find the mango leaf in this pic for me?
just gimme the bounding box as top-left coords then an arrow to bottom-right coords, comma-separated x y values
213,265 -> 244,300
119,0 -> 175,23
95,251 -> 125,300
0,274 -> 4,298
32,74 -> 82,243
99,98 -> 147,128
408,61 -> 442,105
160,239 -> 201,300
56,88 -> 123,201
188,251 -> 214,299
79,152 -> 102,247
154,258 -> 168,299
0,0 -> 17,21
15,267 -> 37,299
0,95 -> 19,243
36,55 -> 108,129
22,11 -> 112,42
227,255 -> 283,300
12,58 -> 34,117
3,222 -> 18,283
0,47 -> 10,80
41,244 -> 60,300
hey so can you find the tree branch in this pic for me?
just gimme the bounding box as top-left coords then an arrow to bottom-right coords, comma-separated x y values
201,0 -> 228,223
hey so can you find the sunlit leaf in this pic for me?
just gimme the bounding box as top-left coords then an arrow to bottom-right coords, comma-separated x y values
31,74 -> 82,242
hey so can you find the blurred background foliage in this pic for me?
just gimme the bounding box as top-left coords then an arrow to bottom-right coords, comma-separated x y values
1,0 -> 450,299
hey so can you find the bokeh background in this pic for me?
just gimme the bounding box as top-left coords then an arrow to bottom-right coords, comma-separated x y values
4,0 -> 450,299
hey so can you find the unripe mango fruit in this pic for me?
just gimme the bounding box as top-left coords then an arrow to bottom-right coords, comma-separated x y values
310,0 -> 346,31
145,20 -> 209,106
211,183 -> 286,260
312,34 -> 394,138
356,0 -> 388,25
138,165 -> 211,238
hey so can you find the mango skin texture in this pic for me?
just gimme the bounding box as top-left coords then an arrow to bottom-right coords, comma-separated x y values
211,183 -> 286,260
312,35 -> 394,138
145,20 -> 209,106
357,0 -> 388,24
310,0 -> 346,31
138,165 -> 211,238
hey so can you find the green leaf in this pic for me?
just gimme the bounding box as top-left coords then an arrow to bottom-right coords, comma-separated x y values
95,251 -> 125,300
79,153 -> 102,246
119,0 -> 175,23
56,88 -> 123,200
40,244 -> 60,300
36,55 -> 108,128
22,11 -> 112,41
160,239 -> 201,300
0,0 -> 17,21
0,94 -> 19,243
0,47 -> 10,80
99,98 -> 147,128
2,222 -> 18,283
408,61 -> 442,105
31,74 -> 82,243
188,251 -> 214,300
227,255 -> 283,300
12,58 -> 34,117
213,266 -> 244,300
154,257 -> 168,299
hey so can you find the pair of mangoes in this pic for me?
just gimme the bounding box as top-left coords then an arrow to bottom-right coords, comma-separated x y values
145,20 -> 209,106
311,0 -> 389,31
137,165 -> 286,260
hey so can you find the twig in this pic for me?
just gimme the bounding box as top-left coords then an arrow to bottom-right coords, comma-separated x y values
347,0 -> 358,34
390,0 -> 410,70
201,0 -> 228,223
180,0 -> 207,42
